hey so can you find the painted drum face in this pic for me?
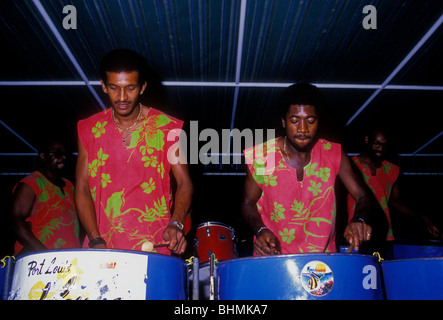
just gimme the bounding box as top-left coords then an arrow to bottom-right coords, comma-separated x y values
216,253 -> 384,300
8,249 -> 187,300
300,261 -> 334,297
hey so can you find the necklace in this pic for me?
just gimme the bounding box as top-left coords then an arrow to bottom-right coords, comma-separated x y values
112,103 -> 143,145
283,136 -> 303,186
283,136 -> 293,167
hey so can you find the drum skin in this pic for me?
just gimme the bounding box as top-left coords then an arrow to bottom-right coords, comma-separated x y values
195,222 -> 235,263
216,253 -> 384,300
8,249 -> 187,300
381,257 -> 443,300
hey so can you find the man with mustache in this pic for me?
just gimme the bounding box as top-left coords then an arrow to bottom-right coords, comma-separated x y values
347,127 -> 440,245
242,83 -> 374,255
75,49 -> 193,255
11,140 -> 80,255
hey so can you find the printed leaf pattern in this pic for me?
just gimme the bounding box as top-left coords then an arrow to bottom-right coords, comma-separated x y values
88,148 -> 109,178
21,172 -> 79,251
247,138 -> 339,253
82,109 -> 182,250
348,157 -> 399,241
92,121 -> 107,138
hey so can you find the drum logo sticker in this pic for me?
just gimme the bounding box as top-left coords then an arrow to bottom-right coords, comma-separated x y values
300,261 -> 334,296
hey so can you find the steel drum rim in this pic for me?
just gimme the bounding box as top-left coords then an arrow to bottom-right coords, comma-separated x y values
391,239 -> 443,247
196,221 -> 234,231
216,252 -> 379,266
13,248 -> 187,266
381,256 -> 443,264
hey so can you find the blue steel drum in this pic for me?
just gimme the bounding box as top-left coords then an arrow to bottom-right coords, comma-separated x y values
8,249 -> 187,300
217,253 -> 383,300
1,256 -> 15,300
390,239 -> 443,259
381,257 -> 443,300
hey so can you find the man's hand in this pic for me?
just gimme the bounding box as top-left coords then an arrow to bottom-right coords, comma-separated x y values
344,222 -> 372,252
162,224 -> 187,255
254,229 -> 281,256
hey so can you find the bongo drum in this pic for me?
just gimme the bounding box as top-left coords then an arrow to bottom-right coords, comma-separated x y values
8,249 -> 187,300
194,222 -> 236,263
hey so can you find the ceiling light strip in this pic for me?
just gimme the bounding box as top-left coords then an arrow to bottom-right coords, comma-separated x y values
0,81 -> 87,86
0,121 -> 37,152
227,0 -> 248,154
345,13 -> 443,126
32,0 -> 106,110
411,130 -> 443,155
2,81 -> 443,91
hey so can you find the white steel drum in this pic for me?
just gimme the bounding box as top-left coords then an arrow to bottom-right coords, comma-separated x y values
8,249 -> 187,300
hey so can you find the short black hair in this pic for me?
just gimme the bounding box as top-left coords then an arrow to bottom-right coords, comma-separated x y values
99,49 -> 149,85
277,82 -> 325,119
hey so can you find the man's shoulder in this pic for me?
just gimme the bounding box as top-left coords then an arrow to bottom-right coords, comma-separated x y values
148,107 -> 183,127
79,109 -> 109,125
382,159 -> 400,172
315,138 -> 341,153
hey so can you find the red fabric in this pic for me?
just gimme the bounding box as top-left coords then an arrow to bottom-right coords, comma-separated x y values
347,157 -> 400,240
78,107 -> 183,254
13,171 -> 80,255
244,138 -> 341,254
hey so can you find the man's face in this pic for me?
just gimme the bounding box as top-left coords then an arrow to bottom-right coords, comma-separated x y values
42,142 -> 67,171
282,104 -> 319,152
366,131 -> 388,163
101,71 -> 147,117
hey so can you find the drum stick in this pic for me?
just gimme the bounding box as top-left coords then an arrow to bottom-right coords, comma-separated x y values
142,241 -> 170,252
347,242 -> 355,253
153,243 -> 169,248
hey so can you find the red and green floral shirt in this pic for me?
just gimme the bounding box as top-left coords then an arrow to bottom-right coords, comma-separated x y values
77,107 -> 182,254
13,171 -> 80,255
347,157 -> 400,240
244,138 -> 341,254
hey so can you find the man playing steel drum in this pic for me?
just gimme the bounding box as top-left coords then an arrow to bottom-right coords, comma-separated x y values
242,83 -> 374,255
347,127 -> 440,244
75,49 -> 193,255
11,140 -> 81,256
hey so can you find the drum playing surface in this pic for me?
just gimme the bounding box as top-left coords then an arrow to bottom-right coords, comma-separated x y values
8,249 -> 187,300
381,257 -> 443,300
216,253 -> 384,300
